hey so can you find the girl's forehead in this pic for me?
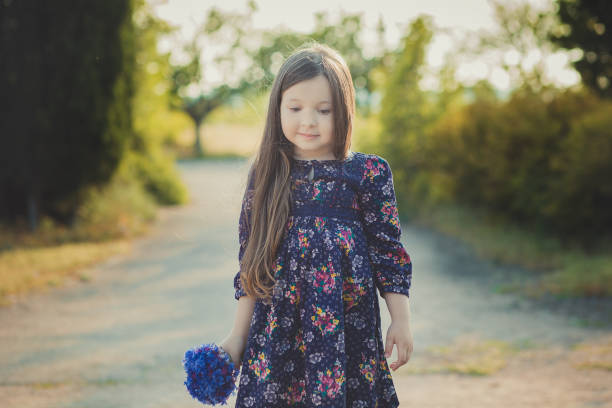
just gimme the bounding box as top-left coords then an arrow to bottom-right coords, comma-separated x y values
282,75 -> 332,103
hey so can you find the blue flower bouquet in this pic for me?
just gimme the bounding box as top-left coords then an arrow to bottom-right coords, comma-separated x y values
182,343 -> 240,405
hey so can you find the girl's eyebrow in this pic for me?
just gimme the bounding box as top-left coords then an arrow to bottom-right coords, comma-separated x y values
288,98 -> 331,104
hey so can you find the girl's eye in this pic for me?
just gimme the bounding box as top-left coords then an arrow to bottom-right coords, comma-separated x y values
287,107 -> 330,114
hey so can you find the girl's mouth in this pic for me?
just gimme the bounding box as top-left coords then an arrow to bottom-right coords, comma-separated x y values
298,133 -> 319,138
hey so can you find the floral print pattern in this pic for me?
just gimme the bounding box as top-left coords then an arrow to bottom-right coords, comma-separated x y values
312,260 -> 338,294
311,304 -> 340,336
281,378 -> 306,405
247,351 -> 271,383
265,309 -> 278,339
335,225 -> 355,256
359,353 -> 377,389
233,152 -> 412,407
285,282 -> 301,305
343,275 -> 367,311
315,359 -> 345,400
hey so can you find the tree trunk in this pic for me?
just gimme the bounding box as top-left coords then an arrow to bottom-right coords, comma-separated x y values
27,188 -> 39,232
193,120 -> 204,157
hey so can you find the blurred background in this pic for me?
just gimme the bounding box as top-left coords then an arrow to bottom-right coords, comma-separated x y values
1,0 -> 611,406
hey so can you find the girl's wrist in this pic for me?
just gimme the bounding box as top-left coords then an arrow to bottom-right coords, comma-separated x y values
383,292 -> 411,322
390,318 -> 411,331
220,333 -> 247,367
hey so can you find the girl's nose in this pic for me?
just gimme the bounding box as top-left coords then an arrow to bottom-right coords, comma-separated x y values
302,110 -> 317,126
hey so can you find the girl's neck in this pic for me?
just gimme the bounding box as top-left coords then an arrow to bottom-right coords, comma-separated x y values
292,150 -> 352,161
293,154 -> 335,161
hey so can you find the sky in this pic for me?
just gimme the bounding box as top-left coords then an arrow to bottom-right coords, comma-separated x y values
148,0 -> 580,93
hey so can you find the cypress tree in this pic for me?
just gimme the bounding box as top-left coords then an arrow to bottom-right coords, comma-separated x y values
0,0 -> 135,230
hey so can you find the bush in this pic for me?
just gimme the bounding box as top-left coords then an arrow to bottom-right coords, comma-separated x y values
125,150 -> 189,206
548,100 -> 612,242
422,87 -> 612,245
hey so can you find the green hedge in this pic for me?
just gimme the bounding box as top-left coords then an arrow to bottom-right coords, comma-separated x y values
421,88 -> 612,245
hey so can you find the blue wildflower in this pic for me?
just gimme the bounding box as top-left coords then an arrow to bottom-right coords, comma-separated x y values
182,343 -> 240,405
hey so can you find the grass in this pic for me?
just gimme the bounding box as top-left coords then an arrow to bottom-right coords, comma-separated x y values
15,377 -> 132,389
399,333 -> 612,377
0,240 -> 132,306
411,202 -> 612,298
569,335 -> 612,371
400,334 -> 517,376
0,164 -> 159,306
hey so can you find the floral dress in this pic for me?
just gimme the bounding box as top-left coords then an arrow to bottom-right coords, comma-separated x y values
233,151 -> 413,407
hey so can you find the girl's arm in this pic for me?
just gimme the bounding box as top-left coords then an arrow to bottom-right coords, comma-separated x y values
230,295 -> 256,340
220,295 -> 255,367
357,155 -> 412,298
357,155 -> 414,371
383,291 -> 411,322
222,173 -> 257,367
382,292 -> 413,371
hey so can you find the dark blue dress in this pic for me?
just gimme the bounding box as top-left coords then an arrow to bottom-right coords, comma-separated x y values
233,151 -> 412,407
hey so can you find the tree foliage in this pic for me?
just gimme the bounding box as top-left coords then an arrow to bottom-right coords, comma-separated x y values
375,5 -> 612,245
550,0 -> 612,98
424,87 -> 611,244
454,0 -> 565,94
129,0 -> 188,205
168,3 -> 256,156
377,16 -> 436,209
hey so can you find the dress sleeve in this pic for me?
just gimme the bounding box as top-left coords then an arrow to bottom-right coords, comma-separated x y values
233,172 -> 255,300
358,155 -> 412,298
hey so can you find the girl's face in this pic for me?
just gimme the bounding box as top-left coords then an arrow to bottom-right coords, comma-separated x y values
280,75 -> 335,160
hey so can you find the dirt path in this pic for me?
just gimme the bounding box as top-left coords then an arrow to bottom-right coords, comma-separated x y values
0,159 -> 610,408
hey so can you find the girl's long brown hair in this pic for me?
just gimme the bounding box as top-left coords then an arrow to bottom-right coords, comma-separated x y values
239,42 -> 355,302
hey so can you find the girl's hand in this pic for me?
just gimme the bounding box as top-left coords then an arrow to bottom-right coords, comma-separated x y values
220,334 -> 247,369
384,320 -> 413,371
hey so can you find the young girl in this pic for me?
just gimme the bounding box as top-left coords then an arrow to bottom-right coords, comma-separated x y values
220,42 -> 413,407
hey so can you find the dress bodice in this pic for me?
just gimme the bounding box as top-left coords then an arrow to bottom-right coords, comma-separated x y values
289,151 -> 362,215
